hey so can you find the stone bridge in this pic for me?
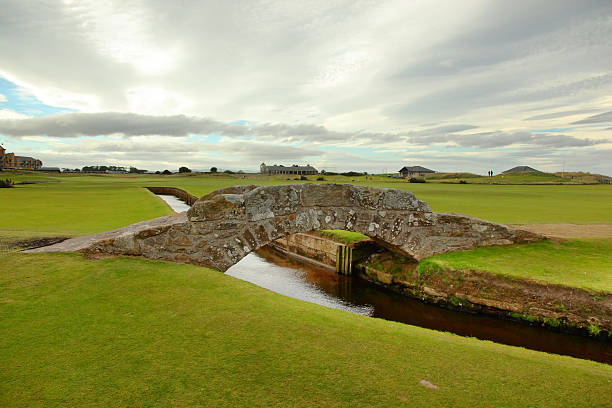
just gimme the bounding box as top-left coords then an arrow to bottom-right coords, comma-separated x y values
84,183 -> 543,271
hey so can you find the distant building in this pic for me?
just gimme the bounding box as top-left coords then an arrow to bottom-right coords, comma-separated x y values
398,165 -> 435,178
260,163 -> 318,175
0,145 -> 43,170
502,166 -> 540,174
36,167 -> 61,173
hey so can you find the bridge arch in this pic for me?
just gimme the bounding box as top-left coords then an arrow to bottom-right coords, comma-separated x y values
88,183 -> 542,271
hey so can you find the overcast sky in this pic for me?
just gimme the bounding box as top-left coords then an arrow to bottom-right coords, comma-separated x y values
0,0 -> 611,174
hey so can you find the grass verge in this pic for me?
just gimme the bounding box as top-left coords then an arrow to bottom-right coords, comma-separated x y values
419,239 -> 612,293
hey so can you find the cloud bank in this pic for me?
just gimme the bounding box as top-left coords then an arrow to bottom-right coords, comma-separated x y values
0,112 -> 603,150
0,0 -> 610,174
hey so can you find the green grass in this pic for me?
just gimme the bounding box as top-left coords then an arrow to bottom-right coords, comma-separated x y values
317,229 -> 369,244
0,174 -> 172,236
1,252 -> 610,407
1,172 -> 611,236
438,172 -> 573,185
420,239 -> 612,292
424,172 -> 482,180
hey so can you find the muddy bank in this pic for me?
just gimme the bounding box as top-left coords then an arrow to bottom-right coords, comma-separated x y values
357,253 -> 611,339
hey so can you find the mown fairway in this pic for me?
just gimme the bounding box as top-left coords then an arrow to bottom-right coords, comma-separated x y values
2,172 -> 612,239
1,171 -> 611,406
1,253 -> 611,407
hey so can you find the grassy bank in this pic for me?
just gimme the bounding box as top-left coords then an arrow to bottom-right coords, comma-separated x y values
420,239 -> 612,293
1,252 -> 610,407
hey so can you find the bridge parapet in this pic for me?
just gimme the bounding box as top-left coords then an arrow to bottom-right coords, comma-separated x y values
86,183 -> 543,271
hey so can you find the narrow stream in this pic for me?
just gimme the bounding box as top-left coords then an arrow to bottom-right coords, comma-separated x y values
228,247 -> 611,364
155,192 -> 611,364
156,194 -> 191,213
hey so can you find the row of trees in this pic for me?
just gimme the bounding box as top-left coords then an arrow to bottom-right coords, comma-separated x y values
178,166 -> 217,173
80,166 -> 147,173
78,165 -> 226,174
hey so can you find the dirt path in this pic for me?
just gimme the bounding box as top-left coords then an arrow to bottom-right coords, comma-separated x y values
510,223 -> 612,239
24,212 -> 187,253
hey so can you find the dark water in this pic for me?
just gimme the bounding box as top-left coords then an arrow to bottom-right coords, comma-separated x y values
227,246 -> 612,364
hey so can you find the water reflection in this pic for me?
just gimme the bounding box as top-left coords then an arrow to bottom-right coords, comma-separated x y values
227,246 -> 612,364
227,246 -> 372,315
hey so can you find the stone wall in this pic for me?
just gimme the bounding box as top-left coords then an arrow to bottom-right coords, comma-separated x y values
272,232 -> 341,270
358,260 -> 611,336
145,187 -> 198,206
85,183 -> 543,271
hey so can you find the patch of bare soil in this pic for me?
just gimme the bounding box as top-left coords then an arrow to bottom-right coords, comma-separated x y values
510,223 -> 612,239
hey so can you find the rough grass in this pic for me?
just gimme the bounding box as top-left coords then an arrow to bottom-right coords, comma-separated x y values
420,239 -> 612,293
425,172 -> 482,180
1,252 -> 610,407
450,172 -> 573,184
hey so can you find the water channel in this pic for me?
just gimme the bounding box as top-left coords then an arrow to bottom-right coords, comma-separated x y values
157,193 -> 611,365
157,194 -> 191,213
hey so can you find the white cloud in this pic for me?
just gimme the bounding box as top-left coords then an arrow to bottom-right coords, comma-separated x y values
0,93 -> 6,102
0,109 -> 30,119
0,0 -> 611,173
1,112 -> 606,151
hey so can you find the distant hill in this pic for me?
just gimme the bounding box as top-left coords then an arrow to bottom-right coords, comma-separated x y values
503,166 -> 540,174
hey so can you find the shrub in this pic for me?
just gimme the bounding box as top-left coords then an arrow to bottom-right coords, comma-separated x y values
542,317 -> 560,328
300,175 -> 308,180
223,169 -> 235,174
588,324 -> 601,336
409,177 -> 426,183
0,178 -> 15,188
162,170 -> 172,175
459,180 -> 467,184
316,176 -> 325,181
178,166 -> 191,173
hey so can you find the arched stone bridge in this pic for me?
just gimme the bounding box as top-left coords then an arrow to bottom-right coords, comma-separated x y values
86,183 -> 543,271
